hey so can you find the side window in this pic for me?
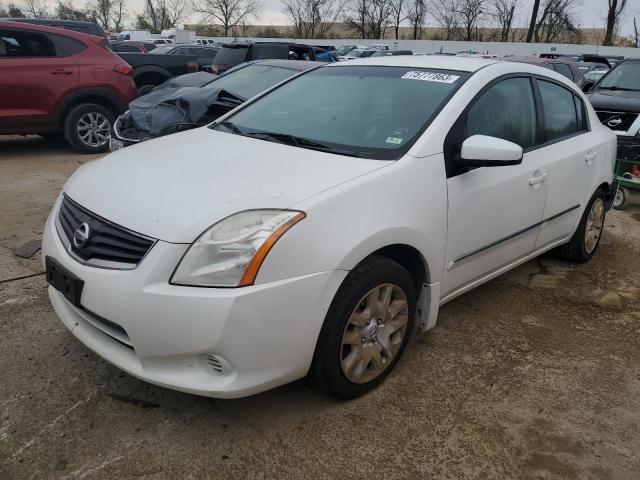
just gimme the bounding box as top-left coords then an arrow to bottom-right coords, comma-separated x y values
465,77 -> 537,149
51,33 -> 86,56
538,80 -> 580,141
0,29 -> 56,57
543,64 -> 555,71
553,63 -> 574,81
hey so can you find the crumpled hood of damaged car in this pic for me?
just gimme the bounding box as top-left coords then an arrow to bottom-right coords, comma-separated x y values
63,127 -> 390,243
128,72 -> 233,135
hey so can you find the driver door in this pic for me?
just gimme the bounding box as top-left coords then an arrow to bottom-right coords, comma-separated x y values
442,76 -> 548,299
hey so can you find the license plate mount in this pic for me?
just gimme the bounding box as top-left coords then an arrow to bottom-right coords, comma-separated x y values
45,256 -> 84,307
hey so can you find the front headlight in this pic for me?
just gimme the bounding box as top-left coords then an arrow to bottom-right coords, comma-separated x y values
171,210 -> 305,287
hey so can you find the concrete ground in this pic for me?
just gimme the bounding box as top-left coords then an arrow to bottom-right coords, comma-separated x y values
1,135 -> 639,480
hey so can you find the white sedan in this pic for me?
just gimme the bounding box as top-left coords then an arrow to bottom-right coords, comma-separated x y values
43,56 -> 617,399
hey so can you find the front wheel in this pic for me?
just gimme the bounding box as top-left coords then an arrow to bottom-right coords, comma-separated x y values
311,256 -> 416,399
555,189 -> 606,263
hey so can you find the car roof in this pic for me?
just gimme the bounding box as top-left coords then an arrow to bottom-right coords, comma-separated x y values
0,20 -> 104,41
5,17 -> 105,37
328,55 -> 499,72
505,56 -> 573,65
247,59 -> 326,71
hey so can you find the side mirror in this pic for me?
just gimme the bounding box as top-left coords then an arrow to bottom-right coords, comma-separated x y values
459,135 -> 523,168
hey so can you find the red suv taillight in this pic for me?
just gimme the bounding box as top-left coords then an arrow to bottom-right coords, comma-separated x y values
187,61 -> 199,73
113,63 -> 133,76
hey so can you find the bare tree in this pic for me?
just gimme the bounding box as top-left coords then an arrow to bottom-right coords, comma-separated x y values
194,0 -> 261,36
431,0 -> 459,40
90,0 -> 126,31
457,0 -> 483,41
366,0 -> 392,39
281,0 -> 344,38
525,0 -> 540,42
406,0 -> 425,39
489,0 -> 517,42
388,0 -> 405,39
533,0 -> 579,43
344,0 -> 369,38
23,0 -> 49,17
603,0 -> 627,46
137,0 -> 189,33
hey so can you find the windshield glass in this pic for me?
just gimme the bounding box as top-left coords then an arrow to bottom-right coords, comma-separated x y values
210,64 -> 302,99
349,50 -> 370,58
336,46 -> 355,55
597,61 -> 640,90
213,66 -> 468,160
214,46 -> 248,65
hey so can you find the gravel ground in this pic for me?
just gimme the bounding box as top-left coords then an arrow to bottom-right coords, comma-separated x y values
1,135 -> 639,480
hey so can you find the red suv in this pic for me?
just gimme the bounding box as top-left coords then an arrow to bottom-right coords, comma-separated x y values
0,21 -> 137,153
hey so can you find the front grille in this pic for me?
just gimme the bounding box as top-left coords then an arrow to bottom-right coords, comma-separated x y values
57,195 -> 154,269
617,136 -> 640,161
595,110 -> 639,132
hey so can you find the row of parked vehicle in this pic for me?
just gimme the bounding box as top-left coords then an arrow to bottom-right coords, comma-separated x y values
1,17 -> 638,162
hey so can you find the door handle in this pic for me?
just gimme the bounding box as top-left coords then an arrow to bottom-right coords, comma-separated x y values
51,69 -> 73,75
529,173 -> 548,185
585,151 -> 597,163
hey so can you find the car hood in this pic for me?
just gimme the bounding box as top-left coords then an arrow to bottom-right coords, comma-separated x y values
64,128 -> 389,243
128,72 -> 241,136
588,89 -> 640,112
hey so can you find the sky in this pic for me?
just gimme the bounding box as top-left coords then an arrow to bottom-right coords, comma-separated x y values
38,0 -> 640,38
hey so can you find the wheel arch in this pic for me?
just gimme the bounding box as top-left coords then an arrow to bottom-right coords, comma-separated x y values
55,88 -> 127,126
363,244 -> 430,297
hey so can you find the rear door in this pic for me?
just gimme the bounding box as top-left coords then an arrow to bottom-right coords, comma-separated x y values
0,27 -> 80,132
532,78 -> 600,249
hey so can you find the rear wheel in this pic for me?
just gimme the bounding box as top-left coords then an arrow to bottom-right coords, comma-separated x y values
311,256 -> 415,399
63,103 -> 114,154
555,189 -> 606,263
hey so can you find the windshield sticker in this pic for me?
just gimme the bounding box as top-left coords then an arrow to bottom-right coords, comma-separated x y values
401,71 -> 460,83
386,137 -> 403,145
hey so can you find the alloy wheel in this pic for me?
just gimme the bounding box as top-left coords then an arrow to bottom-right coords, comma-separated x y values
77,112 -> 111,148
585,197 -> 605,254
340,283 -> 409,384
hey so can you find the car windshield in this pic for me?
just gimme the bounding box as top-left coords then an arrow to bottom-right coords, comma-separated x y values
209,64 -> 304,99
336,46 -> 355,55
213,65 -> 468,160
349,50 -> 370,58
597,61 -> 640,91
214,46 -> 248,65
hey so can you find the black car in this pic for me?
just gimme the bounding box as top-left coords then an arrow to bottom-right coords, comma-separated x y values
150,44 -> 219,71
5,18 -> 106,38
211,42 -> 315,74
111,60 -> 325,149
587,58 -> 640,161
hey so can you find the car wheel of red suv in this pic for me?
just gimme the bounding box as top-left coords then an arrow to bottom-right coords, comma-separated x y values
63,103 -> 114,154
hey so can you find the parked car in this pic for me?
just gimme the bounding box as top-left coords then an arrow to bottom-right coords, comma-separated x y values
149,43 -> 219,70
146,38 -> 174,45
108,40 -> 149,53
587,58 -> 640,161
504,56 -> 588,90
193,38 -> 218,45
313,46 -> 337,62
211,42 -> 316,74
370,49 -> 413,57
584,68 -> 609,85
43,55 -> 616,399
0,21 -> 136,153
5,18 -> 107,38
338,48 -> 375,61
368,44 -> 389,50
333,44 -> 366,57
111,60 -> 325,149
115,51 -> 200,95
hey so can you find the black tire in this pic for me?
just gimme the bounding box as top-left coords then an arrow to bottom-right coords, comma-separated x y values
311,256 -> 416,399
137,85 -> 156,97
63,103 -> 114,154
555,189 -> 606,263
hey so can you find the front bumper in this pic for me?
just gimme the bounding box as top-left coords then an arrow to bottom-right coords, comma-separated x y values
43,207 -> 346,398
